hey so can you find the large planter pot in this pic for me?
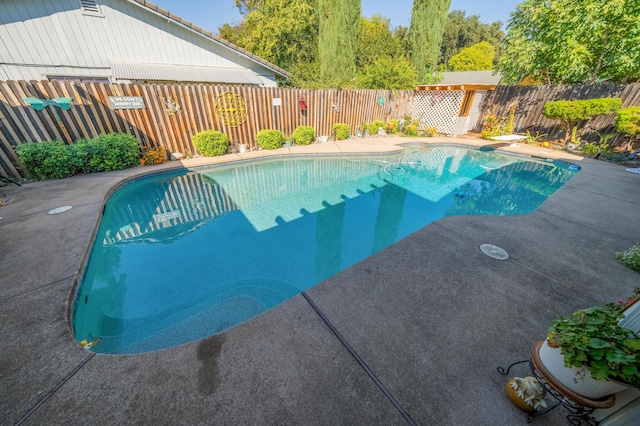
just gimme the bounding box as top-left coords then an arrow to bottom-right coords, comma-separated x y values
537,340 -> 632,399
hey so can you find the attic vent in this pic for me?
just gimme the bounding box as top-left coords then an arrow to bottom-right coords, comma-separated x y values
79,0 -> 103,16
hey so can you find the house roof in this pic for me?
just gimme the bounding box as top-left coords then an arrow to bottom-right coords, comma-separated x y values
440,70 -> 502,85
110,60 -> 265,85
129,0 -> 291,79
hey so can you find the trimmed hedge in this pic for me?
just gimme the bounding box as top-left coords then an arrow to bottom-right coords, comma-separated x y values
257,129 -> 284,150
615,106 -> 640,136
543,98 -> 622,143
15,133 -> 140,180
291,126 -> 315,146
192,130 -> 229,156
332,123 -> 350,140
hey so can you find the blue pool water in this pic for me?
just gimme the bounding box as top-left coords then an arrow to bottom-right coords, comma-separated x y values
72,145 -> 579,353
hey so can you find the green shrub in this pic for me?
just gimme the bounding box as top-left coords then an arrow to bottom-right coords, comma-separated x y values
616,244 -> 640,273
404,124 -> 418,136
256,129 -> 284,150
615,106 -> 640,136
291,126 -> 315,146
73,133 -> 140,173
369,120 -> 385,135
15,140 -> 74,179
332,123 -> 350,140
580,142 -> 612,158
192,130 -> 229,156
15,133 -> 141,180
543,98 -> 622,143
387,119 -> 400,134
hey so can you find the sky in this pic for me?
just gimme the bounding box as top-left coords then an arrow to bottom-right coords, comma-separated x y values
151,0 -> 520,35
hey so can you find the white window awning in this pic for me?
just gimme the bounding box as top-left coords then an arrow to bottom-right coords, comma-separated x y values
110,60 -> 264,85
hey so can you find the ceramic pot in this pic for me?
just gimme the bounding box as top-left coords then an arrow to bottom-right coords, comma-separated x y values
537,340 -> 632,399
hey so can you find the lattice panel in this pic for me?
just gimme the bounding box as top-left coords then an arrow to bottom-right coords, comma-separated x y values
411,90 -> 464,135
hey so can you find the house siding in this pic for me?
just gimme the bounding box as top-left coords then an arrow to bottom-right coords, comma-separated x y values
0,0 -> 278,86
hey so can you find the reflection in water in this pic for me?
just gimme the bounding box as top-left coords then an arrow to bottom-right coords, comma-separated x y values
73,146 -> 578,354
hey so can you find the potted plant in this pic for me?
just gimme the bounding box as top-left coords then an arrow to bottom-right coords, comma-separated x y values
539,290 -> 640,399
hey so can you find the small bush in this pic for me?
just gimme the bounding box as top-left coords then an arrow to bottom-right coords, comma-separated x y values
77,133 -> 140,173
387,119 -> 400,134
404,124 -> 418,136
580,142 -> 612,158
141,146 -> 167,166
15,133 -> 141,180
543,98 -> 622,143
192,130 -> 229,156
291,126 -> 315,146
256,129 -> 284,150
615,106 -> 640,136
369,120 -> 385,135
15,140 -> 74,179
616,244 -> 640,273
332,123 -> 350,140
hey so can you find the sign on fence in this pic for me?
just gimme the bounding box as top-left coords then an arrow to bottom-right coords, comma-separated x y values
108,96 -> 146,109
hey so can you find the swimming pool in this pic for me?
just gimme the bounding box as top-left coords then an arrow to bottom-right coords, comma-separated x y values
72,145 -> 579,354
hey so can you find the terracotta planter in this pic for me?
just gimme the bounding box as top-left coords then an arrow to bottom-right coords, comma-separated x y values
537,340 -> 632,399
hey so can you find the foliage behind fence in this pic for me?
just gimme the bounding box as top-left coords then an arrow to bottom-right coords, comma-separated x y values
476,83 -> 640,141
0,80 -> 414,179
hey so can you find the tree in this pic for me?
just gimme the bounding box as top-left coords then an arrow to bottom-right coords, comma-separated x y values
440,10 -> 503,67
409,0 -> 451,83
317,0 -> 361,87
221,0 -> 317,74
357,15 -> 404,68
497,0 -> 640,84
543,98 -> 622,143
448,41 -> 495,71
357,56 -> 417,89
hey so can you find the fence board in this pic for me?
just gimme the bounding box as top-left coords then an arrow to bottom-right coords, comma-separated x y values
2,80 -> 640,179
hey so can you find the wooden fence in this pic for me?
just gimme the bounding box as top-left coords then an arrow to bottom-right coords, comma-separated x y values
0,81 -> 414,179
475,83 -> 640,141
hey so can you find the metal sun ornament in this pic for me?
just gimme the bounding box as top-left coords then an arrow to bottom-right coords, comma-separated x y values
215,91 -> 247,127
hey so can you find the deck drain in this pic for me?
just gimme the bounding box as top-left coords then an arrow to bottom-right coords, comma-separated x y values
48,205 -> 73,215
480,244 -> 509,260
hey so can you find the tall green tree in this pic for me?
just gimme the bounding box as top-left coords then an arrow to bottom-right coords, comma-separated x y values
497,0 -> 640,84
219,0 -> 317,75
317,0 -> 361,87
440,10 -> 503,67
448,41 -> 495,71
409,0 -> 451,83
357,15 -> 402,68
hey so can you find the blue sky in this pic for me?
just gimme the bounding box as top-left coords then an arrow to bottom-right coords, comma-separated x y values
151,0 -> 519,34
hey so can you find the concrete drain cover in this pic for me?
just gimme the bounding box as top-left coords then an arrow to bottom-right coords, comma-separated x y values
48,205 -> 73,215
480,244 -> 509,260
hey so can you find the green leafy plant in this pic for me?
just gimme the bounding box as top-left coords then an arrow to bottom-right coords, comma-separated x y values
192,130 -> 229,156
291,126 -> 315,146
15,133 -> 140,179
543,98 -> 622,144
404,123 -> 419,136
580,142 -> 612,158
615,106 -> 640,137
617,244 -> 640,273
369,120 -> 385,135
524,130 -> 547,144
15,140 -> 74,180
332,123 -> 350,140
387,119 -> 400,134
82,133 -> 140,172
256,129 -> 284,150
547,297 -> 640,389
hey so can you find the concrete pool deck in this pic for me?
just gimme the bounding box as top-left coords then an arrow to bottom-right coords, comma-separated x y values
1,136 -> 639,425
